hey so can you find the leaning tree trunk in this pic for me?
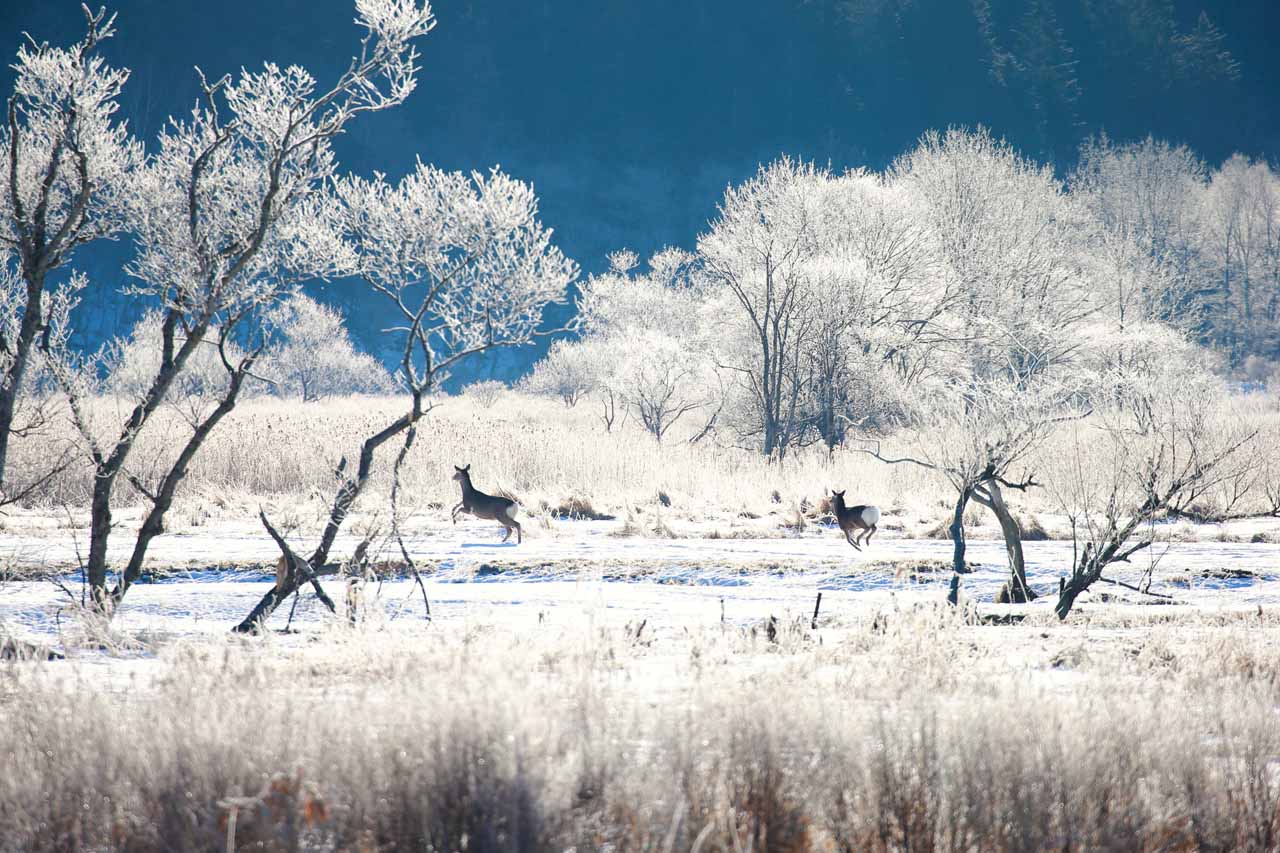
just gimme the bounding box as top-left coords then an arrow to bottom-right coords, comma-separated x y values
109,358 -> 256,606
1054,528 -> 1152,619
233,406 -> 423,633
1054,574 -> 1090,620
79,314 -> 209,610
1055,546 -> 1101,619
973,481 -> 1035,603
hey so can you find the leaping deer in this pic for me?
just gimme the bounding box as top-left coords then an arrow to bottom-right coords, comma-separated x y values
831,489 -> 879,551
451,464 -> 522,544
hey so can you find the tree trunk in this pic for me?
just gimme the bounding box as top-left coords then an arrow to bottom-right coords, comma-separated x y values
110,361 -> 254,606
86,472 -> 116,608
1055,575 -> 1089,620
0,273 -> 45,493
763,416 -> 779,459
949,488 -> 970,575
233,406 -> 422,633
77,314 -> 210,612
974,482 -> 1035,603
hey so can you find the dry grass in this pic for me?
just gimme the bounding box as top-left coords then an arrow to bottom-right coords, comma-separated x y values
6,391 -> 1280,545
3,603 -> 1280,851
3,393 -> 950,520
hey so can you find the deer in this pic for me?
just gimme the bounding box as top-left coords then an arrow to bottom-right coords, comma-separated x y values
830,489 -> 880,551
451,464 -> 522,544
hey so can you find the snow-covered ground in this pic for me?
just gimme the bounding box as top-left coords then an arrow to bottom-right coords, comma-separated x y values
4,516 -> 1279,644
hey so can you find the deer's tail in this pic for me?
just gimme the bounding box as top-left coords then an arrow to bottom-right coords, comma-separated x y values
862,506 -> 881,527
503,501 -> 520,521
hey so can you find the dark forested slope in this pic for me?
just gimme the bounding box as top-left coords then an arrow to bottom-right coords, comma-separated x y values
2,0 -> 1275,380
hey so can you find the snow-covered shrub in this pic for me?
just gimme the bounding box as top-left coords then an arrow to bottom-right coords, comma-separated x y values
105,310 -> 240,402
520,339 -> 597,407
533,246 -> 718,441
261,294 -> 394,401
463,379 -> 506,408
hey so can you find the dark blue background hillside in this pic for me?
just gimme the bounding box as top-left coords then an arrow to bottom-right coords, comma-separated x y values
2,0 -> 1276,382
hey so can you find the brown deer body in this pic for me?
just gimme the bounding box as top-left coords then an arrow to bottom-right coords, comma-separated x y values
831,490 -> 879,551
451,464 -> 522,544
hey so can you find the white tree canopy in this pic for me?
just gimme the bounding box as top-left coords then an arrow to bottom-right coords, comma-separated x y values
331,161 -> 578,385
261,293 -> 394,401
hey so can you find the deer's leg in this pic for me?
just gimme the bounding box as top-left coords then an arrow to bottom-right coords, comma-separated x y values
844,529 -> 862,552
451,502 -> 464,524
866,524 -> 877,545
500,524 -> 511,543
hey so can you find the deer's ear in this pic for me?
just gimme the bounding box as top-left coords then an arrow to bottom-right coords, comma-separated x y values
454,465 -> 463,472
464,464 -> 471,472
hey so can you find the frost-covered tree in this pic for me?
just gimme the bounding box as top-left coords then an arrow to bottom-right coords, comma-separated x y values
1070,136 -> 1280,368
891,127 -> 1095,378
0,6 -> 141,499
695,160 -> 950,456
53,0 -> 435,614
792,170 -> 939,449
520,338 -> 597,407
698,158 -> 832,458
570,247 -> 715,441
262,293 -> 393,401
237,161 -> 576,631
606,331 -> 709,442
1070,134 -> 1208,329
865,128 -> 1099,600
1200,156 -> 1280,364
1078,321 -> 1219,434
1046,371 -> 1255,619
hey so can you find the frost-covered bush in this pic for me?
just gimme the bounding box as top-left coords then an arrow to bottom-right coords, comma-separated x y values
463,379 -> 506,408
603,331 -> 713,442
539,247 -> 718,441
520,339 -> 597,407
261,294 -> 394,401
105,310 -> 240,402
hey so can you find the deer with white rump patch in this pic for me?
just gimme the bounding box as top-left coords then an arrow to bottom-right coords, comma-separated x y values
452,464 -> 522,544
831,489 -> 879,551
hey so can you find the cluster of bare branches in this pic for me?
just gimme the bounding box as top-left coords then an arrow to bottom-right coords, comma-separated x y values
0,5 -> 140,507
0,0 -> 576,631
0,1 -> 444,617
237,162 -> 576,631
1045,377 -> 1257,618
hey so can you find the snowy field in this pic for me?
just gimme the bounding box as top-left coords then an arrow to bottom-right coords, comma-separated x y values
5,516 -> 1280,643
3,394 -> 1280,847
5,518 -> 1280,849
2,512 -> 1280,630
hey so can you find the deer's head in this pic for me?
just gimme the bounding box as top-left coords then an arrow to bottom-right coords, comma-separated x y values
452,464 -> 471,483
830,489 -> 846,507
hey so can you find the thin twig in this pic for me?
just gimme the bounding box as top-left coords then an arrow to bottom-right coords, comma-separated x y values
1097,575 -> 1177,601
